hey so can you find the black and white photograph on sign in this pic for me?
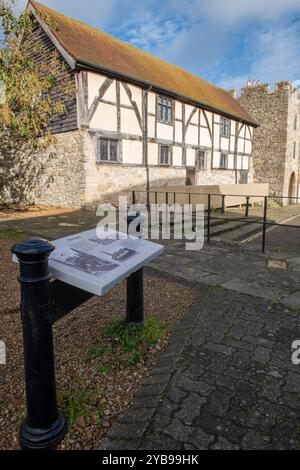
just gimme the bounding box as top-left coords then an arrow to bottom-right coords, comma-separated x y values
51,248 -> 118,276
47,228 -> 164,296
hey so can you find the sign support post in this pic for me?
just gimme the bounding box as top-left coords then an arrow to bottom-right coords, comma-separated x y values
11,239 -> 67,450
126,213 -> 144,325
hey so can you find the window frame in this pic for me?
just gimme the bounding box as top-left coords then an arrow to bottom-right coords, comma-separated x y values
159,144 -> 172,166
219,152 -> 228,169
197,150 -> 206,170
97,137 -> 120,163
220,116 -> 231,138
157,95 -> 174,125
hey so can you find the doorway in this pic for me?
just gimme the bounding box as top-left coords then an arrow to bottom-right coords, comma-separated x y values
288,172 -> 296,204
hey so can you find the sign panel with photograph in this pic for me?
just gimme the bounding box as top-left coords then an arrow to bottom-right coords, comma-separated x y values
48,228 -> 164,296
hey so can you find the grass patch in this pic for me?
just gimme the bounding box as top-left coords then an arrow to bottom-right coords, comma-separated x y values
0,229 -> 25,239
104,317 -> 164,366
87,345 -> 104,359
96,364 -> 111,374
57,387 -> 94,428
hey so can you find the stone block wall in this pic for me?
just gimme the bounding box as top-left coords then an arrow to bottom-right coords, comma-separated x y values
34,130 -> 86,207
238,81 -> 300,202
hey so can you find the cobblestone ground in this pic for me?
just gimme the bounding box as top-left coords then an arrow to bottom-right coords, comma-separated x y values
100,284 -> 300,450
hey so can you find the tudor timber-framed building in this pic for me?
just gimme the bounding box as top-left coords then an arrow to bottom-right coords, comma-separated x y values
27,1 -> 258,208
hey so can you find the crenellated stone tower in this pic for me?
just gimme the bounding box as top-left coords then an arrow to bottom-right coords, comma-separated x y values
237,81 -> 300,203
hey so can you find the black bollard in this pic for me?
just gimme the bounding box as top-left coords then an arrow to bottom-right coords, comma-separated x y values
11,238 -> 67,450
126,213 -> 144,325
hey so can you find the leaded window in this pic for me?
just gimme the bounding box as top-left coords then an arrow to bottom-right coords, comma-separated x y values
219,152 -> 228,169
220,116 -> 231,137
197,150 -> 206,170
160,145 -> 171,165
157,96 -> 173,124
98,138 -> 119,162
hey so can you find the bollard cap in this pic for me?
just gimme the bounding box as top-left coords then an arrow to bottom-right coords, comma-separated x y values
11,238 -> 55,260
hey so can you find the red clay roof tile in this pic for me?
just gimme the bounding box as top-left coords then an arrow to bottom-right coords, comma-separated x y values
29,1 -> 257,126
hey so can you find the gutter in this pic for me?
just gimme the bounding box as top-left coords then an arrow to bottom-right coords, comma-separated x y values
74,59 -> 259,128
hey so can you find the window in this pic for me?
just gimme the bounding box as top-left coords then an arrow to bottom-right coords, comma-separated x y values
157,96 -> 173,124
239,171 -> 248,184
159,145 -> 171,165
219,152 -> 228,169
293,141 -> 296,159
98,138 -> 119,162
197,150 -> 206,170
294,115 -> 298,130
220,116 -> 231,137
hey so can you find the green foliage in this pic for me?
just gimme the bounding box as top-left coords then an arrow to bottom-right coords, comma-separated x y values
87,345 -> 104,359
0,0 -> 74,204
0,229 -> 24,238
127,352 -> 142,367
96,364 -> 111,374
57,387 -> 93,429
104,317 -> 164,366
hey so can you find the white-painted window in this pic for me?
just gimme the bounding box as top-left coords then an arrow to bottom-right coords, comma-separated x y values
197,150 -> 206,170
157,96 -> 173,124
220,116 -> 231,137
159,145 -> 171,165
219,152 -> 228,169
98,138 -> 119,162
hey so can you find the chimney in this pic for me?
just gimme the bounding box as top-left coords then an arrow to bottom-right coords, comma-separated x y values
227,89 -> 237,99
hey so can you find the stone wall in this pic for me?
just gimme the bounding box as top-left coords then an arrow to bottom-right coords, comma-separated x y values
31,127 -> 254,209
34,130 -> 86,207
238,81 -> 300,202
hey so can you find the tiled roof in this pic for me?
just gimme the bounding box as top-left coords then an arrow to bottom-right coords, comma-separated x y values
29,1 -> 257,126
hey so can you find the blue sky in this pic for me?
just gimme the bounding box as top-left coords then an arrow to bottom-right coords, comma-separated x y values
17,0 -> 300,94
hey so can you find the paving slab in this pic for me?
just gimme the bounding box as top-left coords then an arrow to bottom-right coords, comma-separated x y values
99,285 -> 300,450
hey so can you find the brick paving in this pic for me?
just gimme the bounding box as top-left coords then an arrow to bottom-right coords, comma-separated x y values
2,210 -> 300,450
100,283 -> 300,450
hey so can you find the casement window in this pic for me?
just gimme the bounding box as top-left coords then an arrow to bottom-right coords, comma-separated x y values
220,116 -> 231,137
240,171 -> 248,184
197,150 -> 206,170
159,145 -> 171,165
157,96 -> 173,124
98,137 -> 119,162
219,152 -> 228,169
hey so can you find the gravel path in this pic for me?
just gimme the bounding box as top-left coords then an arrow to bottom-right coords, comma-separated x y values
0,237 -> 197,450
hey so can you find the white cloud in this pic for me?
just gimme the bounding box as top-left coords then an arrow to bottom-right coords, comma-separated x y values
184,0 -> 300,26
217,21 -> 300,92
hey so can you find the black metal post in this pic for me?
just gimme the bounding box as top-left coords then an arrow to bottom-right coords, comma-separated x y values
11,238 -> 67,450
207,194 -> 211,243
126,269 -> 144,325
126,214 -> 144,325
262,196 -> 268,254
245,196 -> 250,217
221,195 -> 225,215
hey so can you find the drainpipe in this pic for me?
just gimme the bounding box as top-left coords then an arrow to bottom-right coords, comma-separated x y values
145,86 -> 152,209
